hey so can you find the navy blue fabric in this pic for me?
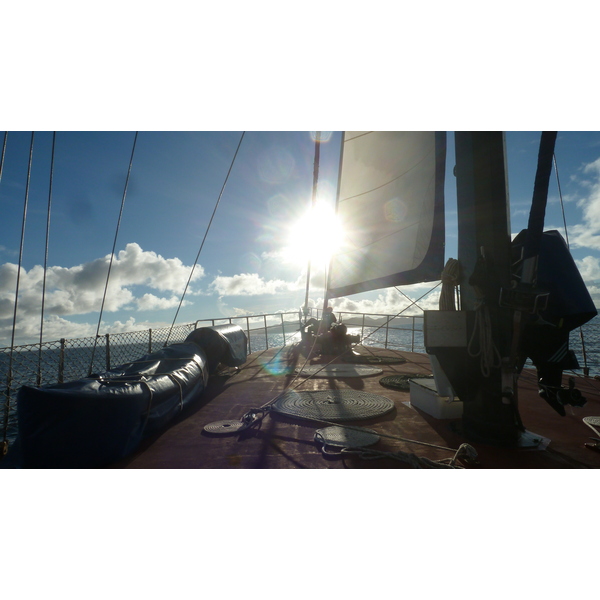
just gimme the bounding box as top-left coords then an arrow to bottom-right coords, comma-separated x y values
17,342 -> 208,468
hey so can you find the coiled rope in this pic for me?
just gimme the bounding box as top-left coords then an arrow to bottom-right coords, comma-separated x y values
439,257 -> 460,310
165,132 -> 246,346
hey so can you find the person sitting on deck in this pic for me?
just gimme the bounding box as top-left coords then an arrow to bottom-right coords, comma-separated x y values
301,307 -> 337,338
321,306 -> 337,331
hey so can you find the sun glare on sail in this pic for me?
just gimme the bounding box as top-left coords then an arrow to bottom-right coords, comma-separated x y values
283,200 -> 344,268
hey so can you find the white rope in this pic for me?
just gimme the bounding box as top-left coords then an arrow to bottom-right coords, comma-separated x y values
468,302 -> 501,377
333,442 -> 478,468
440,258 -> 460,311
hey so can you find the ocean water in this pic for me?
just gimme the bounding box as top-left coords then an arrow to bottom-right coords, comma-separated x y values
3,316 -> 600,453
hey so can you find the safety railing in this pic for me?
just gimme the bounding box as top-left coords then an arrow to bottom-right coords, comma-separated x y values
1,309 -> 424,452
313,308 -> 425,353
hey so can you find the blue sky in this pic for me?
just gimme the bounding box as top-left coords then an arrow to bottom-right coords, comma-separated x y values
2,130 -> 600,346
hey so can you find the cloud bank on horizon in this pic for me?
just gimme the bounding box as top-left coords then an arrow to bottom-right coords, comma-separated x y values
4,154 -> 600,346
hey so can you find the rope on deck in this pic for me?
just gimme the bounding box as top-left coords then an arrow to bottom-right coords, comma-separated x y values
335,442 -> 478,468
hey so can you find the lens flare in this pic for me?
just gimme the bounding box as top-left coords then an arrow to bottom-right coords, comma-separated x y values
310,131 -> 333,143
283,200 -> 344,267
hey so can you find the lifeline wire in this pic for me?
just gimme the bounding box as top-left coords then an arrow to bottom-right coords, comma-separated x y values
165,132 -> 246,346
89,132 -> 138,375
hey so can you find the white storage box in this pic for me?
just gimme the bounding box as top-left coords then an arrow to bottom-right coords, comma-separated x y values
409,378 -> 463,420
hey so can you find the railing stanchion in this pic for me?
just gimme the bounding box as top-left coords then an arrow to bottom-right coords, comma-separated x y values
246,317 -> 251,353
385,318 -> 389,349
281,313 -> 286,346
36,343 -> 43,386
105,333 -> 111,370
58,338 -> 65,383
264,315 -> 268,349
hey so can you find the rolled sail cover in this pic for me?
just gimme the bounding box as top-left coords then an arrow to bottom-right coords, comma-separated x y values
328,131 -> 446,298
185,324 -> 247,373
17,342 -> 209,468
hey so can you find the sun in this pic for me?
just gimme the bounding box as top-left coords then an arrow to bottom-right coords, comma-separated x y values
283,200 -> 344,268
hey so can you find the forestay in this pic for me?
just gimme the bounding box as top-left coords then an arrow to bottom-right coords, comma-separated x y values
327,131 -> 446,298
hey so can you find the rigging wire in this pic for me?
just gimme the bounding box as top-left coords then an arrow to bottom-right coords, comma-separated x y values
37,132 -> 56,385
3,132 -> 35,449
554,153 -> 570,248
395,285 -> 427,312
165,131 -> 246,346
0,132 -> 7,187
88,132 -> 138,375
554,152 -> 590,374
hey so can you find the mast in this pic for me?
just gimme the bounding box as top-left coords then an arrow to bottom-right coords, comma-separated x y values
428,132 -> 521,445
302,132 -> 321,320
454,132 -> 521,444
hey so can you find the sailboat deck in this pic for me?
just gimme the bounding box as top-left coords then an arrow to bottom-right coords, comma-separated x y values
113,345 -> 600,469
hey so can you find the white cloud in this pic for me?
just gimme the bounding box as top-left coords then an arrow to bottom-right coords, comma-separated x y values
567,157 -> 600,250
0,243 -> 203,345
575,256 -> 600,282
319,285 -> 442,317
209,273 -> 302,296
135,293 -> 188,311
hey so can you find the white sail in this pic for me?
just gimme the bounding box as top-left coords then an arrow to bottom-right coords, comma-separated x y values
327,131 -> 446,298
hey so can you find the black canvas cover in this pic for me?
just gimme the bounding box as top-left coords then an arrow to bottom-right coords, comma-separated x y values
185,324 -> 247,373
17,342 -> 208,468
513,229 -> 597,331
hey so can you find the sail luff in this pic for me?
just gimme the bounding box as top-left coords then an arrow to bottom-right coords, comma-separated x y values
325,131 -> 348,305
